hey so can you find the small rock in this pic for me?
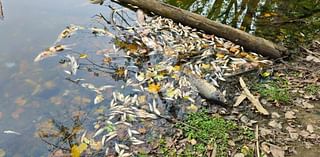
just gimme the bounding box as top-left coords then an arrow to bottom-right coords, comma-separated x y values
306,124 -> 314,133
302,102 -> 314,109
271,112 -> 281,119
285,111 -> 296,119
269,120 -> 282,129
234,153 -> 245,157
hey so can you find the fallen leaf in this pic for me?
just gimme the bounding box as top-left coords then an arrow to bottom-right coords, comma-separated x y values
284,111 -> 296,119
71,143 -> 87,157
79,54 -> 88,59
11,108 -> 24,119
299,130 -> 310,138
261,142 -> 270,154
271,112 -> 281,119
269,144 -> 284,157
268,120 -> 282,129
15,97 -> 27,106
186,104 -> 198,112
260,127 -> 272,136
306,124 -> 314,133
148,83 -> 161,94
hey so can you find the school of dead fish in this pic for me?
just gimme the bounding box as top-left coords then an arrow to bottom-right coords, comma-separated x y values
34,8 -> 273,156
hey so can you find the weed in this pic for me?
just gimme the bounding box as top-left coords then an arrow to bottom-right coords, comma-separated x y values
254,78 -> 291,104
174,111 -> 254,157
305,84 -> 320,95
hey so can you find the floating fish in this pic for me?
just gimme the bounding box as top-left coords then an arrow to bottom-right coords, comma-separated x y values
34,44 -> 72,62
3,130 -> 21,135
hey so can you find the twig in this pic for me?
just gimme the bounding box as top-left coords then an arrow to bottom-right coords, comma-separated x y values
239,77 -> 269,115
255,125 -> 260,157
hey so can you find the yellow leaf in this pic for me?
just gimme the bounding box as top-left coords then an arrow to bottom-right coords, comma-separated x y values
173,65 -> 181,72
186,104 -> 198,113
261,71 -> 271,77
79,54 -> 88,59
78,143 -> 88,152
148,83 -> 161,94
201,64 -> 211,70
165,88 -> 175,98
71,143 -> 87,157
216,53 -> 225,59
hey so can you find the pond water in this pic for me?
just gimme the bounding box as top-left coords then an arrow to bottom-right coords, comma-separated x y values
0,0 -> 109,156
0,0 -> 319,156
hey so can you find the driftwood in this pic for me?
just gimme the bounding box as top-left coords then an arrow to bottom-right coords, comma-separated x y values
115,0 -> 288,58
239,77 -> 269,115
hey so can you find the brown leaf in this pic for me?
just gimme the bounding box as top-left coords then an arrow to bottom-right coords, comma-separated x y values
268,120 -> 282,129
306,124 -> 314,133
15,97 -> 27,106
269,144 -> 284,157
284,111 -> 296,119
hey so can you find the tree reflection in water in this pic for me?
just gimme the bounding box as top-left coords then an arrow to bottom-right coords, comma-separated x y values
163,0 -> 320,46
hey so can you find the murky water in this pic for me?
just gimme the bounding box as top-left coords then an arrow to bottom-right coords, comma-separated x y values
0,0 -> 319,156
0,0 -> 109,156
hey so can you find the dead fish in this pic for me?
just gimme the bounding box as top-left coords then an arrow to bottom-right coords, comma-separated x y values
136,9 -> 145,25
3,130 -> 21,135
34,44 -> 73,62
56,24 -> 83,42
187,74 -> 227,106
88,0 -> 105,5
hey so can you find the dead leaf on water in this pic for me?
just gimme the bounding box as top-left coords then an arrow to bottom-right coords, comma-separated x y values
15,97 -> 27,106
44,80 -> 56,89
11,108 -> 24,119
50,96 -> 63,105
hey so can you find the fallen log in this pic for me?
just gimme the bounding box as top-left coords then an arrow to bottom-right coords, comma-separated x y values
115,0 -> 288,58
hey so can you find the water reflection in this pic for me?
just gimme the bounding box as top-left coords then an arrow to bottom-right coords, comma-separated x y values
163,0 -> 320,46
0,0 -> 109,156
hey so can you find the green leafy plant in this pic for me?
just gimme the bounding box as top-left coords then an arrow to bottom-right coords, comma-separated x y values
175,111 -> 254,156
254,78 -> 291,104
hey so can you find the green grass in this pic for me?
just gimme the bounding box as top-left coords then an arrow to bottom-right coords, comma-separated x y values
171,111 -> 254,157
305,84 -> 320,95
254,78 -> 291,104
